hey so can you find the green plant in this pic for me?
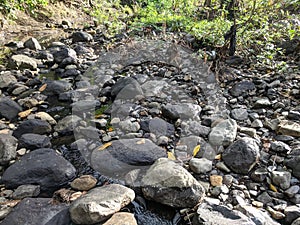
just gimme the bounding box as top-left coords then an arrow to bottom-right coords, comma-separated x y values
0,0 -> 49,14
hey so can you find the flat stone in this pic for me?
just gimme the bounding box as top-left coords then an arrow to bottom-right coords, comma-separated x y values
277,120 -> 300,137
8,54 -> 37,70
24,37 -> 42,50
141,80 -> 168,97
103,212 -> 137,225
284,206 -> 300,224
18,133 -> 51,150
229,80 -> 256,97
257,191 -> 273,204
0,97 -> 22,121
162,103 -> 202,121
69,184 -> 135,224
271,141 -> 291,153
2,148 -> 76,193
44,80 -> 72,95
140,117 -> 175,137
141,158 -> 205,208
70,175 -> 97,191
240,127 -> 256,137
285,185 -> 300,198
12,184 -> 40,199
0,71 -> 17,88
189,158 -> 213,174
271,170 -> 291,190
209,119 -> 237,146
28,112 -> 57,125
13,119 -> 52,138
231,108 -> 249,121
222,137 -> 260,174
54,115 -> 82,134
0,134 -> 18,165
111,77 -> 143,100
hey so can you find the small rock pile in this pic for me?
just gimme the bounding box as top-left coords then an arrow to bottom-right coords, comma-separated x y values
0,30 -> 299,225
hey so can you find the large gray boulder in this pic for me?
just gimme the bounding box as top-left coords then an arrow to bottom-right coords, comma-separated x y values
141,158 -> 205,208
222,137 -> 260,174
0,198 -> 70,225
69,184 -> 135,224
0,97 -> 22,121
209,119 -> 237,146
2,148 -> 76,193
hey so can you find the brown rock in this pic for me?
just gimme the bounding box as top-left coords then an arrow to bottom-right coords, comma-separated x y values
210,175 -> 223,187
71,175 -> 97,191
103,212 -> 137,225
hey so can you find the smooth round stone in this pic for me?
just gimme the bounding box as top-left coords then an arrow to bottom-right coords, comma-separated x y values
70,175 -> 97,191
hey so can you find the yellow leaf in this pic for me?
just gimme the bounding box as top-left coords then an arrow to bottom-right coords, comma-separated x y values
215,154 -> 222,160
98,142 -> 112,151
193,145 -> 200,157
39,83 -> 47,92
270,183 -> 278,192
167,152 -> 176,160
18,109 -> 33,118
136,139 -> 146,145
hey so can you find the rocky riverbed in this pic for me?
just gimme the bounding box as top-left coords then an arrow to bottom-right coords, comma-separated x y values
0,25 -> 299,225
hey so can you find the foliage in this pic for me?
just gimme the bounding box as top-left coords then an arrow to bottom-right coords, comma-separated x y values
0,0 -> 49,14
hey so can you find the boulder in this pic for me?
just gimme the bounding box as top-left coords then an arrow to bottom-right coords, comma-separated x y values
141,158 -> 205,208
209,119 -> 237,146
69,184 -> 135,224
0,97 -> 22,121
12,119 -> 52,138
2,148 -> 76,193
8,54 -> 38,70
222,137 -> 260,174
18,133 -> 51,150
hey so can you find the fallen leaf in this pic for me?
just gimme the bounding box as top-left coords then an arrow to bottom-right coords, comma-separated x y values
136,139 -> 146,145
39,83 -> 47,92
98,142 -> 112,150
215,154 -> 222,160
269,183 -> 278,192
193,145 -> 200,157
108,127 -> 114,132
18,109 -> 33,118
167,152 -> 176,160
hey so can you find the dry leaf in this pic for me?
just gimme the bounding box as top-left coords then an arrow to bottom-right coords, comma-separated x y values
0,200 -> 21,207
167,152 -> 176,160
39,83 -> 47,92
18,109 -> 33,118
136,139 -> 146,145
215,154 -> 222,160
193,145 -> 200,157
269,183 -> 278,192
98,142 -> 112,150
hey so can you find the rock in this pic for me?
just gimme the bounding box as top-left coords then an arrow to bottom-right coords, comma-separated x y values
284,205 -> 300,224
231,108 -> 249,121
240,127 -> 256,137
18,133 -> 51,150
119,119 -> 140,132
271,141 -> 291,154
28,112 -> 57,125
189,158 -> 213,174
12,184 -> 40,199
285,185 -> 300,198
210,175 -> 223,187
13,119 -> 52,138
162,103 -> 201,120
0,97 -> 22,121
0,198 -> 70,225
195,200 -> 256,225
102,212 -> 137,225
8,54 -> 38,70
288,110 -> 300,121
69,184 -> 135,224
90,138 -> 167,178
0,71 -> 17,88
141,158 -> 205,208
277,120 -> 300,137
292,217 -> 300,225
111,77 -> 143,100
271,170 -> 291,190
70,175 -> 97,191
24,37 -> 42,50
141,80 -> 168,97
72,31 -> 93,42
254,98 -> 272,108
54,115 -> 82,134
52,47 -> 77,63
44,80 -> 72,95
251,119 -> 263,128
257,191 -> 273,204
208,119 -> 237,146
285,156 -> 300,179
140,117 -> 175,137
229,81 -> 255,97
181,121 -> 211,137
2,148 -> 76,193
222,137 -> 260,174
0,134 -> 18,165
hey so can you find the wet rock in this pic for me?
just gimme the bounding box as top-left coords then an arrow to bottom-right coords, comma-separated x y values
141,158 -> 205,208
162,103 -> 202,121
271,141 -> 291,154
2,148 -> 76,193
189,158 -> 213,174
0,198 -> 70,225
69,184 -> 135,224
277,120 -> 300,137
8,54 -> 38,70
140,117 -> 175,137
90,138 -> 167,178
18,133 -> 51,150
271,170 -> 291,190
0,71 -> 17,88
12,184 -> 40,199
231,108 -> 249,121
111,77 -> 143,100
72,31 -> 93,42
209,119 -> 237,146
195,199 -> 256,225
103,212 -> 137,225
229,80 -> 255,97
222,137 -> 260,174
24,37 -> 42,51
70,175 -> 97,191
0,134 -> 18,165
0,97 -> 22,121
13,119 -> 52,138
54,115 -> 82,134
